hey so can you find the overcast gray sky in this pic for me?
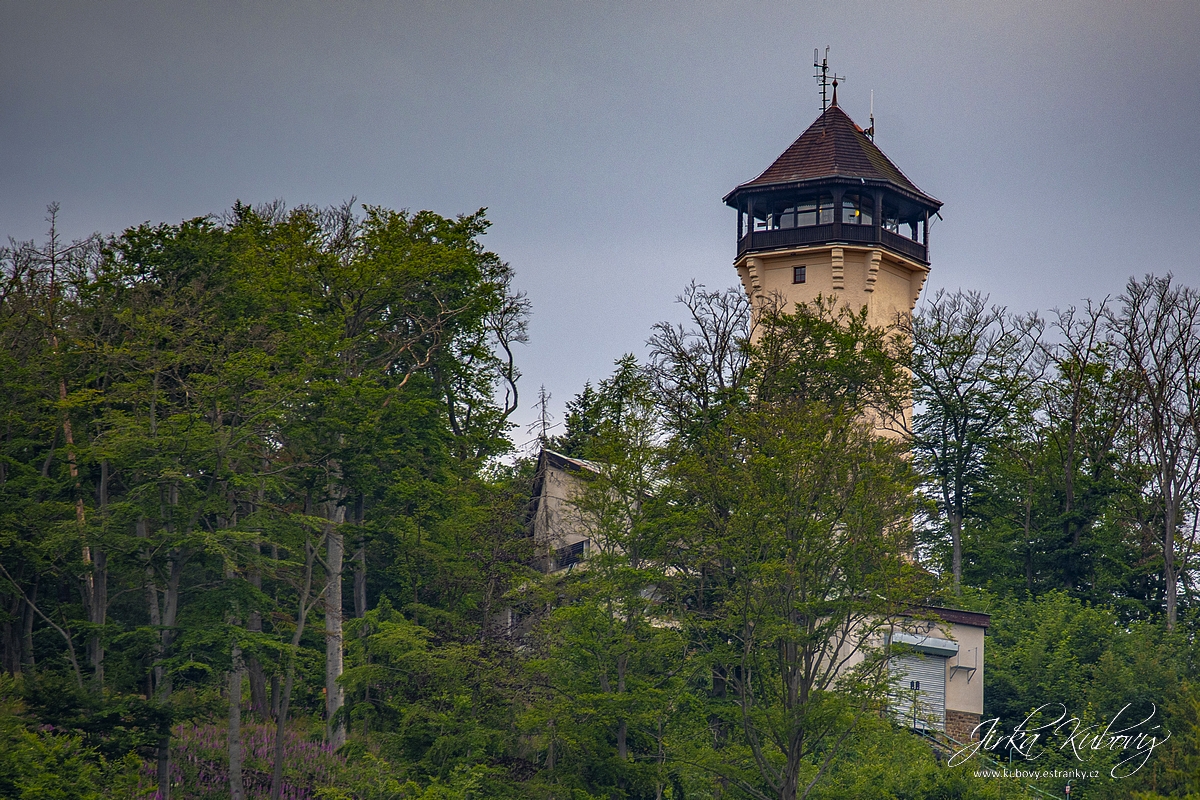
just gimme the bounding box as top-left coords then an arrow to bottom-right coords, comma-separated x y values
4,1 -> 1200,444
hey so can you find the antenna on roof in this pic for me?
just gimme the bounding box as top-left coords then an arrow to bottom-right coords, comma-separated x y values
813,46 -> 845,112
865,90 -> 876,140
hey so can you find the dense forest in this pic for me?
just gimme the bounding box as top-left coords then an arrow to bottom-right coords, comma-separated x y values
1,202 -> 1198,800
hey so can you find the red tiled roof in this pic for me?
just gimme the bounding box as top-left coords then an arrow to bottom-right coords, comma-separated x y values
726,102 -> 939,207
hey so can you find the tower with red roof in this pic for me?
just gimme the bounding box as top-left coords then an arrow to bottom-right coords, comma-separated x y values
724,87 -> 942,333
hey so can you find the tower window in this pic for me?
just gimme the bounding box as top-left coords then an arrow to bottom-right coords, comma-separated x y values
793,265 -> 807,284
882,200 -> 900,234
796,201 -> 817,227
788,194 -> 833,227
842,194 -> 873,225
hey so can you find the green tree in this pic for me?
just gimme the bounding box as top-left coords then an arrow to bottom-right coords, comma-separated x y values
2,199 -> 529,799
0,683 -> 106,800
909,289 -> 1045,594
647,282 -> 753,445
984,592 -> 1198,798
1109,274 -> 1200,631
967,302 -> 1142,607
674,300 -> 927,800
524,357 -> 691,799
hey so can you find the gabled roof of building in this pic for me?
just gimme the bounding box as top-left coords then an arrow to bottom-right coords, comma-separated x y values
723,99 -> 941,209
528,448 -> 603,525
541,448 -> 603,476
912,604 -> 991,629
530,447 -> 662,507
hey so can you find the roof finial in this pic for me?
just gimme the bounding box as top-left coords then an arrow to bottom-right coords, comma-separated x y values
812,46 -> 846,112
831,78 -> 838,107
865,89 -> 875,140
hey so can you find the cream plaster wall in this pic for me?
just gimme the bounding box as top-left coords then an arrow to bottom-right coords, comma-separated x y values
735,244 -> 928,334
830,615 -> 985,718
532,464 -> 591,552
943,621 -> 985,717
896,617 -> 985,717
736,242 -> 926,438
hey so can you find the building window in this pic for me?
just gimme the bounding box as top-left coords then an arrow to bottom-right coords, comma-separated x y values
769,194 -> 834,229
842,194 -> 873,225
793,265 -> 806,284
796,200 -> 818,227
555,540 -> 587,569
882,200 -> 900,234
762,194 -> 857,230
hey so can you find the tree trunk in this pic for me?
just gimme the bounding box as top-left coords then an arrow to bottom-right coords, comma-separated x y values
1164,498 -> 1178,631
228,639 -> 245,800
144,552 -> 162,690
21,581 -> 36,670
247,638 -> 268,716
156,735 -> 171,800
324,491 -> 346,751
88,548 -> 107,689
271,658 -> 298,800
782,757 -> 800,800
272,536 -> 316,800
87,458 -> 110,690
247,635 -> 268,716
269,541 -> 283,724
949,508 -> 963,594
57,373 -> 104,683
248,473 -> 269,717
353,493 -> 367,619
616,653 -> 628,761
247,542 -> 268,718
57,374 -> 94,607
151,550 -> 183,800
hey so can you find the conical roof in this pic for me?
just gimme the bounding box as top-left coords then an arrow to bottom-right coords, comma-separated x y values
724,100 -> 940,209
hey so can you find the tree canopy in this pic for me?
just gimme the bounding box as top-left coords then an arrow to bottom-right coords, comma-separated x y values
2,202 -> 1199,800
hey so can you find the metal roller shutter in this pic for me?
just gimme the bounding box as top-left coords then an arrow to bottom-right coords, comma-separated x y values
890,653 -> 947,731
